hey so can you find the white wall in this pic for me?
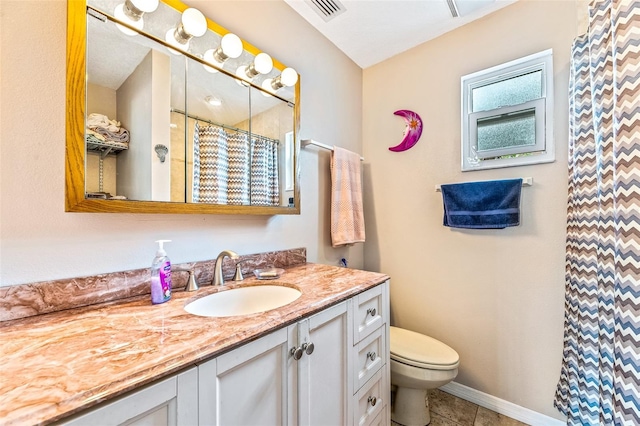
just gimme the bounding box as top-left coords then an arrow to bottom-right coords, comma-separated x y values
117,50 -> 154,200
150,49 -> 171,202
0,0 -> 364,286
363,0 -> 584,420
117,49 -> 172,201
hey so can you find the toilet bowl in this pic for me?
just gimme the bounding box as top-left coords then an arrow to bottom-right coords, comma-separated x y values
390,326 -> 459,426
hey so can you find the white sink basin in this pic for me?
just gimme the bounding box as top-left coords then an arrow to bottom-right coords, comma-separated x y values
184,285 -> 302,317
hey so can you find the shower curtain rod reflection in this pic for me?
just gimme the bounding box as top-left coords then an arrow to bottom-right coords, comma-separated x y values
170,109 -> 280,144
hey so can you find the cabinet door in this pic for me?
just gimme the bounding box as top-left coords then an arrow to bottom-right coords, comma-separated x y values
297,300 -> 353,425
198,326 -> 295,426
61,367 -> 198,426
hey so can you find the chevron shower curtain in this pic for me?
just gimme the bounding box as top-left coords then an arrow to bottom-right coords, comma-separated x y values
554,1 -> 640,424
192,123 -> 229,204
227,132 -> 250,205
193,123 -> 280,206
250,136 -> 280,206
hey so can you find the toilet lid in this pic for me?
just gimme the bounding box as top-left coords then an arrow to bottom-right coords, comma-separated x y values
390,326 -> 459,370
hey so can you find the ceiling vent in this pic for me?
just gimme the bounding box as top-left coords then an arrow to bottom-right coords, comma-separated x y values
304,0 -> 346,22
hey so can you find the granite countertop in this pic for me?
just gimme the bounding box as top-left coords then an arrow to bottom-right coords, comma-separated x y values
0,263 -> 389,426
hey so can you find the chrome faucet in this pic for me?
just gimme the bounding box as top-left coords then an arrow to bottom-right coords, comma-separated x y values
213,250 -> 239,286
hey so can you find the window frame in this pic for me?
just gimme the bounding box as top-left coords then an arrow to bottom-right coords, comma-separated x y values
461,49 -> 554,171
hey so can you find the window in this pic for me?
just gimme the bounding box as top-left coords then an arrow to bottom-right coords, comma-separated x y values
461,49 -> 554,171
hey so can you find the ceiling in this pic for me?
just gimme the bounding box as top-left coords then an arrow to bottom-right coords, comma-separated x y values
283,0 -> 517,69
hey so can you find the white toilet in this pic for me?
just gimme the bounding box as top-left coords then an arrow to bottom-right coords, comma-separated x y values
390,326 -> 460,426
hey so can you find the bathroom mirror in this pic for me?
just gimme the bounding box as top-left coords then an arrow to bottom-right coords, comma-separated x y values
66,0 -> 300,214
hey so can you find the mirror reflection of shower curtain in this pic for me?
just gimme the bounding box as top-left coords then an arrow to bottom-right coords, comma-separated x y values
227,132 -> 250,205
193,123 -> 279,206
192,122 -> 228,204
251,136 -> 280,206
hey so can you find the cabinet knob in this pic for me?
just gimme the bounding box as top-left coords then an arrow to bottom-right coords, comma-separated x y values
367,396 -> 377,407
290,346 -> 304,360
366,351 -> 376,362
303,342 -> 315,355
366,307 -> 377,317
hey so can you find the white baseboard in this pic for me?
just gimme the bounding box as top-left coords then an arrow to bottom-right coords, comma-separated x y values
439,382 -> 566,426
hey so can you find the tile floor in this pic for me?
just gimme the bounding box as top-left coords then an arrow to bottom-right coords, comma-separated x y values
391,389 -> 529,426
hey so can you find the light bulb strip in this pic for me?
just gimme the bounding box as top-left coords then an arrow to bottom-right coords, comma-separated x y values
161,0 -> 290,71
94,3 -> 298,101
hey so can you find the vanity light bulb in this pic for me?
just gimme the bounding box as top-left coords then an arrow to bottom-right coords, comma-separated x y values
131,0 -> 159,13
206,34 -> 242,72
203,49 -> 223,73
261,78 -> 276,97
280,67 -> 298,87
235,66 -> 251,85
165,7 -> 206,54
240,53 -> 273,80
165,29 -> 187,54
254,53 -> 273,75
113,0 -> 158,36
114,3 -> 144,36
220,33 -> 243,59
181,8 -> 207,38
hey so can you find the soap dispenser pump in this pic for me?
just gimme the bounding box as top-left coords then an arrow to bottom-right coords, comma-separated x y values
151,240 -> 172,304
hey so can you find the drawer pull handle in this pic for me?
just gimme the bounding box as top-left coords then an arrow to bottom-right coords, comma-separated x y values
303,342 -> 315,355
368,396 -> 377,407
290,346 -> 304,360
366,308 -> 377,317
366,351 -> 377,362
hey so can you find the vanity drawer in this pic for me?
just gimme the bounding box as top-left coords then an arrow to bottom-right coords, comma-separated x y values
354,369 -> 386,426
353,284 -> 387,343
368,404 -> 387,426
354,325 -> 386,392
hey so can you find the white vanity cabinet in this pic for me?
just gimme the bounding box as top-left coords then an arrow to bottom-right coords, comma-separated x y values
195,280 -> 390,426
197,300 -> 352,425
59,280 -> 390,426
59,367 -> 198,426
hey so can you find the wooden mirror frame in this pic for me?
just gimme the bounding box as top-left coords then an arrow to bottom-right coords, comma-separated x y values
66,0 -> 301,214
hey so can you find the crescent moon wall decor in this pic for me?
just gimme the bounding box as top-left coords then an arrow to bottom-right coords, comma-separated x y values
389,110 -> 423,152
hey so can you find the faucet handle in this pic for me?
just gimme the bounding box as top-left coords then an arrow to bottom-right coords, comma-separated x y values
232,261 -> 245,282
172,268 -> 199,292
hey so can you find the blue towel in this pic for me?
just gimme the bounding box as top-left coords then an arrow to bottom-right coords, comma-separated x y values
440,178 -> 522,229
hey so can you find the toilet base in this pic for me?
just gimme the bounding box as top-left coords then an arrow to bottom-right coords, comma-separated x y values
391,387 -> 430,426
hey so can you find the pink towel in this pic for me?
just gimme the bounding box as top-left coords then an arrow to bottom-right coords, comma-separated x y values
330,146 -> 365,247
